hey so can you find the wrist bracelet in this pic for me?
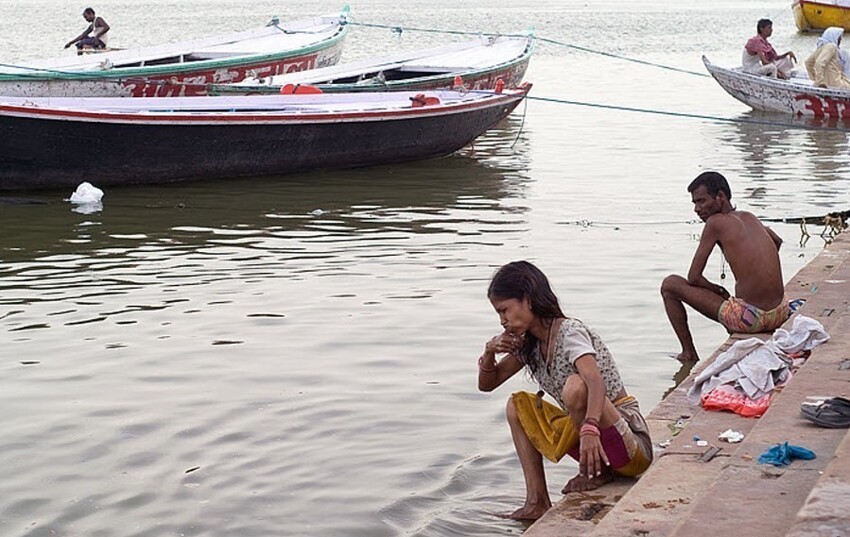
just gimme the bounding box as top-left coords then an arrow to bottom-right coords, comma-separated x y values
582,417 -> 600,428
579,423 -> 600,437
478,355 -> 497,373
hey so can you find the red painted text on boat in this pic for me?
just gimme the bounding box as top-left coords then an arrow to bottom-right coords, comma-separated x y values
794,94 -> 850,118
123,54 -> 320,98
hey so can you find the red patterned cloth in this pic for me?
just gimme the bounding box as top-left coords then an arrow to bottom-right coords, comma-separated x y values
701,384 -> 771,418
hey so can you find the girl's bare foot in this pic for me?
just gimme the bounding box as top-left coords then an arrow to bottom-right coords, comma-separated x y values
497,502 -> 551,521
674,351 -> 699,363
561,468 -> 614,494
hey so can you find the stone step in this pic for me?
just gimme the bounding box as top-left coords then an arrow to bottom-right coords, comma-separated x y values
584,337 -> 761,537
785,427 -> 850,537
666,313 -> 850,537
588,236 -> 850,537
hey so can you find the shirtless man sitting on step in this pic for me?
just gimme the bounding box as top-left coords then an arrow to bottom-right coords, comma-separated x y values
661,171 -> 789,362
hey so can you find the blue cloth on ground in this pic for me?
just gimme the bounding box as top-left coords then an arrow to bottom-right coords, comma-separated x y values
757,442 -> 816,466
789,298 -> 806,312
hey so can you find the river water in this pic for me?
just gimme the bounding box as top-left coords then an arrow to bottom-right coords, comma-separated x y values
1,1 -> 849,536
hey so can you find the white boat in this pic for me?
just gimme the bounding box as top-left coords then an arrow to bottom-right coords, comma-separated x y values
703,55 -> 850,118
210,34 -> 534,95
0,11 -> 349,98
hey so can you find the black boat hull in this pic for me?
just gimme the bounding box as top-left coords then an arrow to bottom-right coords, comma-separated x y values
0,98 -> 522,191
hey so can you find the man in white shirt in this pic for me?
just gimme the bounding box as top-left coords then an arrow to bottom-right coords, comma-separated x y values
64,7 -> 110,54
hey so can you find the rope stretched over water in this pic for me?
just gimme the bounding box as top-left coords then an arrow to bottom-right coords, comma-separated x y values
343,21 -> 711,78
525,95 -> 850,132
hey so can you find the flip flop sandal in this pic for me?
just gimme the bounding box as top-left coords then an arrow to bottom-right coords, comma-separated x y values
800,397 -> 850,428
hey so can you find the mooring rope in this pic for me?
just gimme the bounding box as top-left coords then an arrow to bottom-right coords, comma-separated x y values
342,21 -> 711,78
510,96 -> 529,149
524,94 -> 850,132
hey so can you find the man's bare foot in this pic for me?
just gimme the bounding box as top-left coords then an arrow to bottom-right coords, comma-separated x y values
496,503 -> 551,521
561,470 -> 614,494
674,351 -> 699,364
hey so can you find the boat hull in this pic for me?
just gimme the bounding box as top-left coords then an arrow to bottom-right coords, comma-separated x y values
792,0 -> 850,32
210,37 -> 534,95
0,43 -> 345,98
0,17 -> 347,97
0,90 -> 528,190
704,55 -> 850,117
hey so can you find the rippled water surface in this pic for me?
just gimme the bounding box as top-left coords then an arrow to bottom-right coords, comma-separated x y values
2,1 -> 850,536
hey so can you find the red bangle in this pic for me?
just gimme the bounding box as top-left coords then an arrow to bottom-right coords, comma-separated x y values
582,417 -> 600,428
478,355 -> 496,373
579,423 -> 600,437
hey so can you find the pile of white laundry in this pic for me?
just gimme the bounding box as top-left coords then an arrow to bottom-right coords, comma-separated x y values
688,315 -> 830,406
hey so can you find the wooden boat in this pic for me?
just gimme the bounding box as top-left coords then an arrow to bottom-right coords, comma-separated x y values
703,55 -> 850,118
793,0 -> 850,32
209,34 -> 534,95
0,12 -> 348,98
0,84 -> 531,190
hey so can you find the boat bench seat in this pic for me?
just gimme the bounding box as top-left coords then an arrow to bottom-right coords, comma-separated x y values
79,47 -> 122,55
185,51 -> 252,60
397,65 -> 468,74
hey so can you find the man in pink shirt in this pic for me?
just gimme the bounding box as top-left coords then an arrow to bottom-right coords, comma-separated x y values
743,19 -> 796,79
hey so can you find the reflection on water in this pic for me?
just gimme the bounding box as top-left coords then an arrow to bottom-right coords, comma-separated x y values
714,111 -> 850,193
710,111 -> 850,222
2,167 -> 515,262
1,118 -> 531,258
1,122 -> 532,324
717,113 -> 806,182
797,118 -> 850,183
664,359 -> 698,399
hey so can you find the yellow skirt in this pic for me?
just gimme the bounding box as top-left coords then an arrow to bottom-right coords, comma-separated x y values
512,391 -> 653,476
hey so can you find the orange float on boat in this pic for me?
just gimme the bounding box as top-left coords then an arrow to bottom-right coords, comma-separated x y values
280,83 -> 323,95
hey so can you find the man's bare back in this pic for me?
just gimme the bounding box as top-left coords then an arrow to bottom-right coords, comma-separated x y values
661,171 -> 786,362
706,210 -> 784,311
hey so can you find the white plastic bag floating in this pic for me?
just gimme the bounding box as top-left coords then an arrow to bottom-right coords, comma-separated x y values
68,182 -> 104,214
69,182 -> 104,204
